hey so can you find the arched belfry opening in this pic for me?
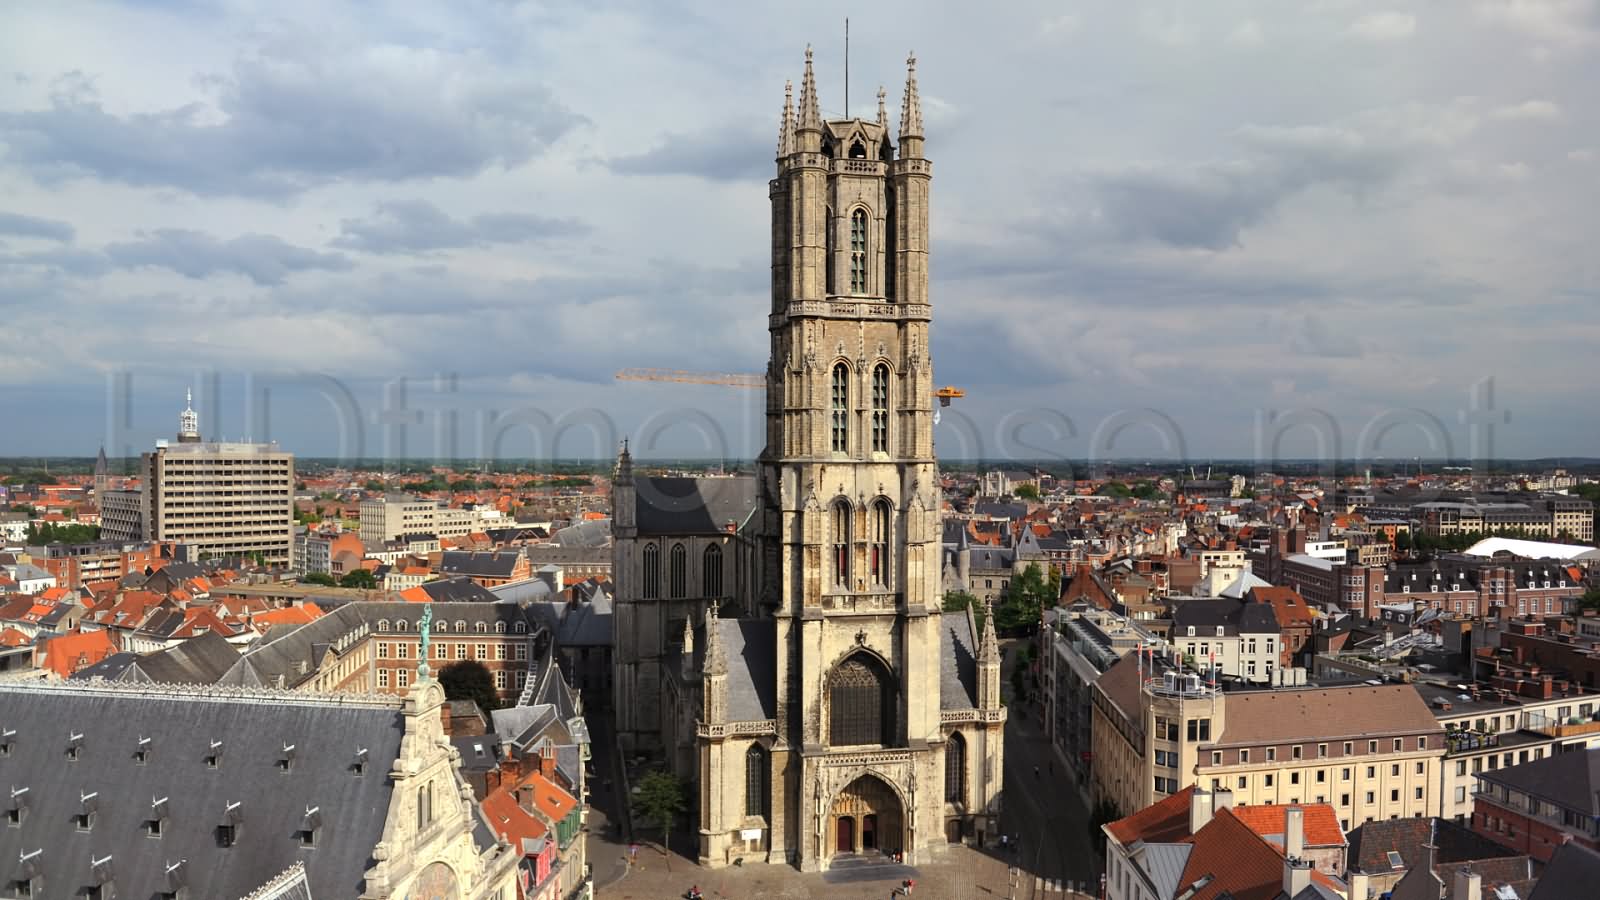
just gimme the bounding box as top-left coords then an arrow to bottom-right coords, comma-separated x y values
829,774 -> 903,857
827,651 -> 896,747
849,138 -> 867,159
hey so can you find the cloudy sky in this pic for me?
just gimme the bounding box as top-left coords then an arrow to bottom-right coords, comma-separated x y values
2,0 -> 1596,464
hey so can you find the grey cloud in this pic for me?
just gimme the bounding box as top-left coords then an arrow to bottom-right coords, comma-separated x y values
1091,126 -> 1409,250
103,229 -> 352,285
605,125 -> 773,181
333,200 -> 585,254
0,211 -> 75,241
0,44 -> 585,196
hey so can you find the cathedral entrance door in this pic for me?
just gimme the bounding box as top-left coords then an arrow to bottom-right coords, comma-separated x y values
830,774 -> 902,857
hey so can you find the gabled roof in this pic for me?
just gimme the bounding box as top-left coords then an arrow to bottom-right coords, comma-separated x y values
1229,804 -> 1345,849
1107,785 -> 1197,845
1528,841 -> 1600,900
1216,684 -> 1442,746
939,611 -> 978,710
439,550 -> 525,579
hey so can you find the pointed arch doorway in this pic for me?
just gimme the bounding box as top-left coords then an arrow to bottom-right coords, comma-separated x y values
828,774 -> 903,857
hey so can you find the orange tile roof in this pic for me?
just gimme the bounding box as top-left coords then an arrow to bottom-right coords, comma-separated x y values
523,769 -> 577,823
1106,785 -> 1196,845
482,785 -> 549,849
40,628 -> 118,678
0,627 -> 29,647
251,603 -> 324,630
1228,803 -> 1345,848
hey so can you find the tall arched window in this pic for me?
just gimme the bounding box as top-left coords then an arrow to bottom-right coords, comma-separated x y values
704,543 -> 723,598
831,363 -> 849,453
871,364 -> 890,453
669,543 -> 687,599
850,208 -> 868,293
829,654 -> 894,746
642,543 -> 660,599
945,732 -> 966,804
869,499 -> 891,587
831,500 -> 851,590
825,206 -> 835,294
745,744 -> 769,818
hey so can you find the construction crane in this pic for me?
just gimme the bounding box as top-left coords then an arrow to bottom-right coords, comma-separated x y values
615,368 -> 764,389
935,386 -> 965,407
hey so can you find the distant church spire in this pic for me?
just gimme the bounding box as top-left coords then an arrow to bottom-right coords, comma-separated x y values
178,389 -> 200,443
899,51 -> 924,148
798,45 -> 822,133
778,79 -> 795,156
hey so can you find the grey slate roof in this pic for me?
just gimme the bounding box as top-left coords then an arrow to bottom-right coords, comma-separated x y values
0,681 -> 405,899
439,550 -> 524,579
940,611 -> 978,710
551,518 -> 610,548
634,476 -> 758,536
720,618 -> 776,721
73,630 -> 241,684
1477,747 -> 1600,815
416,575 -> 505,603
1528,841 -> 1600,900
968,545 -> 1015,571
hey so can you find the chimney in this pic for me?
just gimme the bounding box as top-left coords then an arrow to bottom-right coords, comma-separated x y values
1189,787 -> 1214,834
1450,868 -> 1481,900
1213,787 -> 1234,814
1285,805 -> 1305,860
1283,856 -> 1313,897
1349,872 -> 1371,900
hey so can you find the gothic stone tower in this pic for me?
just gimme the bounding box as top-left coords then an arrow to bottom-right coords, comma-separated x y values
759,48 -> 952,871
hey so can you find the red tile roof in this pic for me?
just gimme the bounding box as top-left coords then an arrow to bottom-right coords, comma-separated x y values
1106,785 -> 1196,845
1229,803 -> 1346,849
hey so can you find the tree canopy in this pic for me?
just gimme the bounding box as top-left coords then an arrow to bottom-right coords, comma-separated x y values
339,568 -> 378,589
438,659 -> 500,714
994,562 -> 1059,634
633,769 -> 688,849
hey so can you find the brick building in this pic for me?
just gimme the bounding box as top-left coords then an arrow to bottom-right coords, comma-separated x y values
1472,747 -> 1600,863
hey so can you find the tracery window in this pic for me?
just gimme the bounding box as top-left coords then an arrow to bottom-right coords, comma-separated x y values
704,543 -> 723,597
829,655 -> 893,746
850,209 -> 868,293
832,500 -> 851,589
831,363 -> 850,453
869,499 -> 891,587
669,543 -> 687,599
871,364 -> 890,453
946,732 -> 967,804
745,744 -> 769,817
642,543 -> 660,599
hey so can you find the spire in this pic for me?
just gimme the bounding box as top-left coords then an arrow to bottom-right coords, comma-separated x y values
899,51 -> 923,140
703,603 -> 728,676
778,79 -> 795,157
876,85 -> 887,127
615,438 -> 632,481
681,616 -> 696,680
94,446 -> 108,478
798,45 -> 822,132
979,598 -> 1000,665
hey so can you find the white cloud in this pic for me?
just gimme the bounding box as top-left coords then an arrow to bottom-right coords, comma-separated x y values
1490,99 -> 1563,120
1229,20 -> 1265,46
1348,11 -> 1419,41
1475,0 -> 1600,46
1568,149 -> 1596,162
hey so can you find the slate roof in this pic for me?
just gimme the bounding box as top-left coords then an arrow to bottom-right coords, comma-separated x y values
72,630 -> 241,685
0,681 -> 406,899
439,550 -> 524,579
720,618 -> 776,721
634,476 -> 758,536
940,611 -> 978,710
1528,841 -> 1600,900
1476,747 -> 1600,815
413,576 -> 503,604
1172,598 -> 1281,637
1347,817 -> 1520,876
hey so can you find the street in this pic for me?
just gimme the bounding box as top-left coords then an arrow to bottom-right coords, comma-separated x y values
996,640 -> 1102,895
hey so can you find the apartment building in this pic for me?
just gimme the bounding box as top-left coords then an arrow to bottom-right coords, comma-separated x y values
360,493 -> 486,544
97,398 -> 294,564
24,540 -> 160,589
1045,605 -> 1161,787
1169,597 -> 1281,683
1472,748 -> 1600,863
1419,680 -> 1600,823
1091,652 -> 1445,829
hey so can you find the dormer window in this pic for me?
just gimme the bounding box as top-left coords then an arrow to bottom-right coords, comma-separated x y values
1187,626 -> 1196,637
67,732 -> 83,762
352,747 -> 369,776
134,736 -> 152,765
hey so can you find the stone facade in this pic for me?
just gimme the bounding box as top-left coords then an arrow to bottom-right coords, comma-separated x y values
610,47 -> 1004,873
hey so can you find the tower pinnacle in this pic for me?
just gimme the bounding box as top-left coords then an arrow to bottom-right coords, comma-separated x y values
899,51 -> 924,146
877,85 -> 887,127
798,45 -> 822,133
778,79 -> 795,157
979,598 -> 1000,666
703,603 -> 728,676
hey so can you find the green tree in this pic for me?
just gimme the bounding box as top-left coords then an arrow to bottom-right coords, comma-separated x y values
438,659 -> 501,713
339,568 -> 378,589
994,562 -> 1059,634
632,769 -> 688,858
1013,483 -> 1040,501
301,572 -> 337,586
942,590 -> 986,633
25,522 -> 101,544
365,480 -> 387,493
1131,480 -> 1163,500
1096,481 -> 1133,499
1581,585 -> 1600,613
